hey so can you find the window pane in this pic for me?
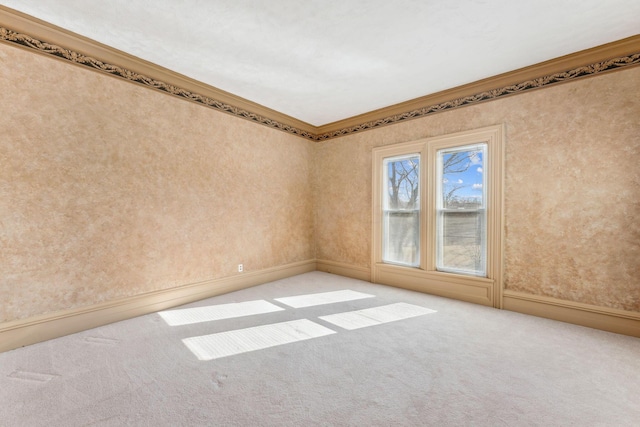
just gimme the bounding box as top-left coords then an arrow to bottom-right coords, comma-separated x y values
382,155 -> 420,266
437,144 -> 486,275
438,211 -> 485,274
440,146 -> 485,209
383,210 -> 420,266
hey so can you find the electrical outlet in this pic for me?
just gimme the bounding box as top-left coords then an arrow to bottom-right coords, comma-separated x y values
238,264 -> 243,273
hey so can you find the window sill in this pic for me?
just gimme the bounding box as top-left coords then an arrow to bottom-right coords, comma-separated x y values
373,262 -> 494,306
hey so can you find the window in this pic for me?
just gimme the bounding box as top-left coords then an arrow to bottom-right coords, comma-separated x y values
436,144 -> 487,276
372,125 -> 503,307
382,154 -> 420,267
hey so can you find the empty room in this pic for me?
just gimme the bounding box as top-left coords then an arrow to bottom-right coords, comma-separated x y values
1,1 -> 639,425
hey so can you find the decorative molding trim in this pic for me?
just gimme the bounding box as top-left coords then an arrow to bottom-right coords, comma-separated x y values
0,26 -> 317,140
503,290 -> 640,338
316,259 -> 371,282
0,5 -> 638,142
0,259 -> 316,353
0,5 -> 317,140
317,44 -> 640,140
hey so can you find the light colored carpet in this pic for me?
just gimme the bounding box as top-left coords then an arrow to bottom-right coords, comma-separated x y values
1,272 -> 638,426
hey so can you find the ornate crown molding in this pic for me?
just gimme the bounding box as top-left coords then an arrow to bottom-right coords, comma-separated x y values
0,25 -> 318,141
315,51 -> 640,141
1,9 -> 638,142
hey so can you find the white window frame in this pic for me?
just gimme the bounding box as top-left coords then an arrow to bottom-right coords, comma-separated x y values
372,125 -> 504,308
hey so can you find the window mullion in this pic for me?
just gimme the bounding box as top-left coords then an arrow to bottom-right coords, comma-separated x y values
424,144 -> 435,271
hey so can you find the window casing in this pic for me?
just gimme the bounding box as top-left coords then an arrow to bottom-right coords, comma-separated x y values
372,125 -> 503,307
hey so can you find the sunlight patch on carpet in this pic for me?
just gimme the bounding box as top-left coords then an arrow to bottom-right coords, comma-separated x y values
319,303 -> 436,330
158,300 -> 285,326
274,289 -> 375,308
183,319 -> 337,360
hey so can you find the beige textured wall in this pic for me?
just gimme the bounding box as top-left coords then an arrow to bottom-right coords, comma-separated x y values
2,39 -> 638,325
316,66 -> 640,312
0,43 -> 315,323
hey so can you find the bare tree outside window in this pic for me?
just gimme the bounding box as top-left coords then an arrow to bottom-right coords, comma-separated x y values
375,126 -> 502,299
441,150 -> 482,208
383,156 -> 420,266
381,145 -> 486,274
387,157 -> 419,209
438,145 -> 486,275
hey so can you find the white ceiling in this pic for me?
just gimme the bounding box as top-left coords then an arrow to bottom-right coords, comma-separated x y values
2,0 -> 639,126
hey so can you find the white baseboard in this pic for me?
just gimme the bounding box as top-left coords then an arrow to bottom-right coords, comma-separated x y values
315,259 -> 371,282
503,290 -> 640,338
0,259 -> 316,353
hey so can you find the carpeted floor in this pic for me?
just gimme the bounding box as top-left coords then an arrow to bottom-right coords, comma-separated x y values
1,272 -> 639,426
